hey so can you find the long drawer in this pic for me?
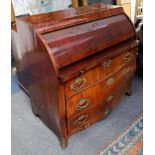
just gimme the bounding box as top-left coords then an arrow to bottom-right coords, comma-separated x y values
67,83 -> 131,135
65,49 -> 135,98
66,62 -> 135,119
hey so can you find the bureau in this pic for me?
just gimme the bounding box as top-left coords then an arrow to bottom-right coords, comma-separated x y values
12,3 -> 139,149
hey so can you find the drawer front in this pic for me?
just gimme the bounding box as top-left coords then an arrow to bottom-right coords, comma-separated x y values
65,49 -> 135,98
66,62 -> 135,119
68,83 -> 130,135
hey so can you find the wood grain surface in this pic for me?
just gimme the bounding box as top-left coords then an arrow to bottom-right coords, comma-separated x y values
12,3 -> 138,149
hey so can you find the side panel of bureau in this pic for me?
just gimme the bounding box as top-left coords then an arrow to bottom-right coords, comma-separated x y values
15,20 -> 69,144
29,34 -> 68,142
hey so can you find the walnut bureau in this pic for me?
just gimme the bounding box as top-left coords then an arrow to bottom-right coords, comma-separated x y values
12,3 -> 139,149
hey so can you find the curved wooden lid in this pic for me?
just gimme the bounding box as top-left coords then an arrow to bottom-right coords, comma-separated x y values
41,14 -> 136,68
17,3 -> 136,69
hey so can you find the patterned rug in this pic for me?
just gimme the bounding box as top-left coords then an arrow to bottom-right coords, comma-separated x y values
96,113 -> 143,155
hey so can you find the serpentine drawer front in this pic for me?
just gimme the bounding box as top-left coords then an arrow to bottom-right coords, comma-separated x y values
14,3 -> 139,149
66,62 -> 135,119
65,49 -> 135,98
67,83 -> 131,134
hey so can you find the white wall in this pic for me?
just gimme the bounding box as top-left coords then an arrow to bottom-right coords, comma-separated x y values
131,0 -> 136,22
12,0 -> 71,16
12,0 -> 137,22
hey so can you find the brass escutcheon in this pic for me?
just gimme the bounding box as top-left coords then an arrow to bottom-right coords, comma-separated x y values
71,77 -> 87,91
102,59 -> 112,67
106,95 -> 114,103
75,98 -> 90,111
124,52 -> 131,62
74,115 -> 88,126
106,78 -> 115,86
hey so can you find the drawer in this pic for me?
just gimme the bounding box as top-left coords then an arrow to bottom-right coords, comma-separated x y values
68,83 -> 130,135
65,49 -> 135,98
66,62 -> 135,119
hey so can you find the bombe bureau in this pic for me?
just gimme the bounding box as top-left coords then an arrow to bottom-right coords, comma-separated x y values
12,3 -> 139,149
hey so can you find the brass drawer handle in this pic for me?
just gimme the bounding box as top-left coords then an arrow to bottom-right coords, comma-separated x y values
124,52 -> 131,62
106,78 -> 115,86
71,77 -> 87,91
104,110 -> 111,117
102,59 -> 112,67
75,99 -> 90,111
74,115 -> 88,126
106,96 -> 114,103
